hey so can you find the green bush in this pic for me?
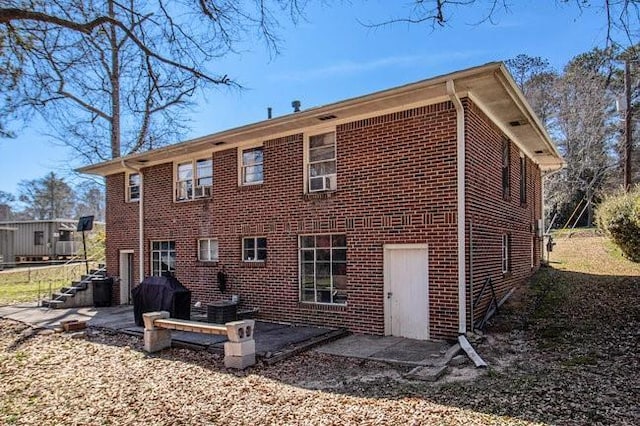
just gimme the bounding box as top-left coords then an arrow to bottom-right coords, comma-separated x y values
596,186 -> 640,262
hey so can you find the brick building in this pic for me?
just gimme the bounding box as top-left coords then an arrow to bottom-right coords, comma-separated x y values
80,62 -> 563,340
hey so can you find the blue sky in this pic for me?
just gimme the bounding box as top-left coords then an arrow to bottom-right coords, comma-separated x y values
0,1 -> 611,194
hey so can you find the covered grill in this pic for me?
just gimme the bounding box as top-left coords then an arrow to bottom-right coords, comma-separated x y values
132,276 -> 191,326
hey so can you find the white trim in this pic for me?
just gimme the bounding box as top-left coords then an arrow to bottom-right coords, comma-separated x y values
125,172 -> 140,203
197,238 -> 219,262
120,160 -> 144,282
237,142 -> 264,186
447,80 -> 467,336
241,236 -> 267,262
119,249 -> 134,305
173,157 -> 213,202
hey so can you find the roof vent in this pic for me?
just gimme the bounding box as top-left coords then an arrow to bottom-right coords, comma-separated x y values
509,120 -> 528,127
534,150 -> 545,155
292,100 -> 301,113
214,141 -> 226,146
317,114 -> 337,121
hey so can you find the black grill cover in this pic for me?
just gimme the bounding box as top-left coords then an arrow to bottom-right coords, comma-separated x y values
132,276 -> 191,326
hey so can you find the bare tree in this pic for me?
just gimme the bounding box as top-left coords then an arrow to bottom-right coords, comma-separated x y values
74,181 -> 105,222
369,1 -> 640,47
17,172 -> 75,219
1,1 -> 307,161
0,190 -> 16,221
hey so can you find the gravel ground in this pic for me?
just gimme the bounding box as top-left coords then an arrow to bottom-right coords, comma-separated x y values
1,234 -> 638,425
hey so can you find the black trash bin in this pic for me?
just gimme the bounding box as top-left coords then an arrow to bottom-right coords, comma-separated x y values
93,277 -> 113,307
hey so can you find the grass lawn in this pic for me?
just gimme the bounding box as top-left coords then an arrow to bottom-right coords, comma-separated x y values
0,232 -> 638,425
0,263 -> 94,305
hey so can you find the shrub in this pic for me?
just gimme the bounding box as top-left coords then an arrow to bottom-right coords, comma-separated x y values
595,186 -> 640,262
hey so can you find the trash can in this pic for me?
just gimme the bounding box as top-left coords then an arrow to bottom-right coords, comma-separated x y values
93,277 -> 113,307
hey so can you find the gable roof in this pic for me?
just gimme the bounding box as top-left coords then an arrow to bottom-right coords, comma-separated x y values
78,62 -> 564,176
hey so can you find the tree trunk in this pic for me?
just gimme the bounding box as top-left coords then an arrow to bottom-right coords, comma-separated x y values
109,0 -> 120,159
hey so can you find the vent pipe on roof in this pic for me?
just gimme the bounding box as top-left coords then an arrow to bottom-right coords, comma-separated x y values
267,107 -> 272,119
292,100 -> 301,112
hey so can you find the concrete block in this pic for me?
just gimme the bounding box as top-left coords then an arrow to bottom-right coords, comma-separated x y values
142,311 -> 170,331
405,365 -> 448,382
224,353 -> 256,369
224,340 -> 256,357
143,328 -> 172,353
225,320 -> 254,342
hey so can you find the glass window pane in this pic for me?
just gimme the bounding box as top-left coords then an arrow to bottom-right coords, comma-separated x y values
168,241 -> 175,250
303,263 -> 315,276
332,248 -> 346,261
257,249 -> 267,261
334,275 -> 347,289
302,250 -> 314,262
199,240 -> 207,260
317,262 -> 330,278
129,173 -> 140,186
257,238 -> 267,249
333,262 -> 347,276
196,159 -> 213,178
309,161 -> 336,177
332,235 -> 346,247
309,146 -> 335,161
309,133 -> 335,149
243,238 -> 255,250
316,249 -> 330,261
178,162 -> 193,180
316,235 -> 330,248
301,236 -> 315,248
152,242 -> 160,250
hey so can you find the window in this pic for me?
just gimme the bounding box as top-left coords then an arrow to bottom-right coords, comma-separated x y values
502,233 -> 511,273
34,231 -> 44,246
176,158 -> 213,201
240,147 -> 264,185
307,132 -> 337,192
502,139 -> 511,200
198,239 -> 219,262
242,237 -> 267,262
299,234 -> 347,304
519,155 -> 527,205
151,241 -> 176,276
127,173 -> 140,202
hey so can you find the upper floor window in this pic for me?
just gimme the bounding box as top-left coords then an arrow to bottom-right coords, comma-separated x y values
502,139 -> 511,200
127,173 -> 140,202
519,155 -> 527,205
240,147 -> 264,185
307,132 -> 337,193
176,158 -> 212,201
198,239 -> 219,262
242,237 -> 267,262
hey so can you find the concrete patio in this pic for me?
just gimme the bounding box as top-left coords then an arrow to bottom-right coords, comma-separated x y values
0,303 -> 456,367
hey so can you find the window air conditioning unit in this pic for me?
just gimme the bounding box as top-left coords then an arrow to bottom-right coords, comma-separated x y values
309,174 -> 337,192
194,185 -> 212,198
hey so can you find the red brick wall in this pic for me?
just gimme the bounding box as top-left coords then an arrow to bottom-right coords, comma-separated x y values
105,102 -> 461,339
464,100 -> 543,327
104,99 -> 545,339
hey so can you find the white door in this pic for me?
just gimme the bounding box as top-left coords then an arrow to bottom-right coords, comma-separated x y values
119,250 -> 134,305
384,244 -> 429,340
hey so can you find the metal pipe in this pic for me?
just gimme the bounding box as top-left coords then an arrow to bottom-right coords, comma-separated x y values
120,159 -> 144,284
446,79 -> 467,335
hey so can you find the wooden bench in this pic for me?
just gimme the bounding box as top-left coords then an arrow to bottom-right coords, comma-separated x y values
142,311 -> 256,369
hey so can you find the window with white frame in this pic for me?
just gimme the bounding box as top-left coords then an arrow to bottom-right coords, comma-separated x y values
127,173 -> 140,202
307,132 -> 337,192
299,234 -> 347,304
198,239 -> 219,262
502,139 -> 511,200
240,146 -> 264,185
151,240 -> 176,276
242,237 -> 267,262
176,158 -> 213,201
502,233 -> 511,273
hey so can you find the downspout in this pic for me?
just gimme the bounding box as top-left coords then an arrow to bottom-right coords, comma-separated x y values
447,81 -> 488,368
446,80 -> 467,335
121,159 -> 145,284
